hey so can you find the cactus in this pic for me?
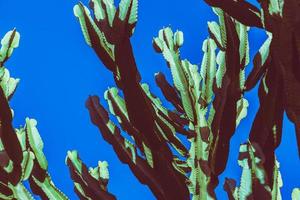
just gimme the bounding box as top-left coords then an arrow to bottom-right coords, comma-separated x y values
0,28 -> 117,200
1,0 -> 299,199
223,142 -> 283,200
0,30 -> 69,200
204,0 -> 300,195
65,151 -> 116,200
73,0 -> 300,199
72,1 -> 256,199
0,29 -> 114,200
203,0 -> 300,158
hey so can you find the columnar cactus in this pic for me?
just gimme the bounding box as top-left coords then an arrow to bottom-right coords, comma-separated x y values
203,0 -> 300,157
1,0 -> 299,199
66,151 -> 116,200
0,28 -> 116,200
223,142 -> 283,199
204,0 -> 300,196
73,0 -> 300,199
0,30 -> 69,200
0,27 -> 115,200
72,1 -> 257,199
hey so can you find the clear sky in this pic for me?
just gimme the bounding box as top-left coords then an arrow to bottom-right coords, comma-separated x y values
0,0 -> 299,199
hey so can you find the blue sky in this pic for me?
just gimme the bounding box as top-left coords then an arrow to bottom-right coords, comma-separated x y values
0,0 -> 299,199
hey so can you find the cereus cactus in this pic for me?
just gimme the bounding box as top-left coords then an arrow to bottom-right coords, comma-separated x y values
0,30 -> 68,200
203,0 -> 300,167
65,151 -> 116,200
204,0 -> 300,197
0,29 -> 115,200
72,0 -> 255,199
1,0 -> 299,199
223,142 -> 283,200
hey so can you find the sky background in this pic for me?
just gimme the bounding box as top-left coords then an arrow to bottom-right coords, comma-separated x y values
0,0 -> 299,199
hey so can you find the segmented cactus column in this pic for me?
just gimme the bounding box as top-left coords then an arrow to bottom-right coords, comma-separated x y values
66,151 -> 116,200
203,0 -> 300,158
74,0 -> 190,199
224,142 -> 283,200
0,30 -> 68,200
204,1 -> 300,196
153,28 -> 217,199
73,0 -> 251,199
152,8 -> 250,198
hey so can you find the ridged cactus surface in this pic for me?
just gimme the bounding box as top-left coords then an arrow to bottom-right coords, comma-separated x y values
0,30 -> 68,200
0,0 -> 299,199
73,0 -> 299,199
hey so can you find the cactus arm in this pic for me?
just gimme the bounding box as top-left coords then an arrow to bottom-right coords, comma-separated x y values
155,109 -> 192,138
244,33 -> 272,91
77,0 -> 173,154
208,13 -> 244,178
224,142 -> 283,200
0,29 -> 69,200
85,95 -> 167,199
0,30 -> 21,101
26,118 -> 48,171
0,87 -> 23,183
208,21 -> 224,51
248,61 -> 284,188
153,28 -> 215,199
76,1 -> 191,199
203,0 -> 262,28
105,86 -> 189,157
269,22 -> 300,157
0,31 -> 22,171
205,11 -> 251,197
104,88 -> 143,148
141,84 -> 189,157
190,69 -> 214,199
0,31 -> 23,185
0,74 -> 23,188
0,29 -> 20,67
86,95 -> 190,199
113,37 -> 166,152
66,151 -> 116,200
73,3 -> 116,72
23,119 -> 68,200
155,72 -> 184,113
28,175 -> 68,200
0,68 -> 20,100
141,80 -> 191,137
104,87 -> 187,168
153,28 -> 195,122
200,38 -> 217,105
